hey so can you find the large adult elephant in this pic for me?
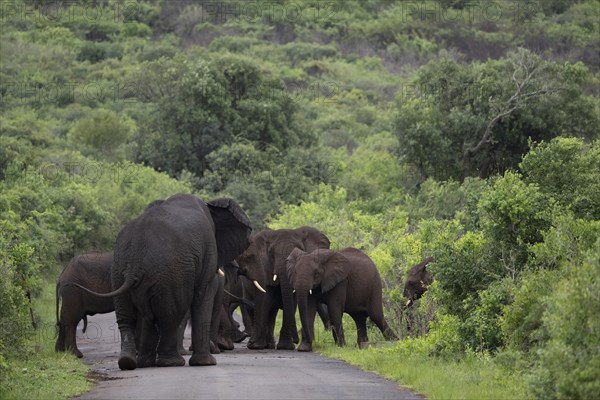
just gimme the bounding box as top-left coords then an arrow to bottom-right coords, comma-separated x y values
286,247 -> 398,352
237,227 -> 330,350
71,194 -> 251,370
55,252 -> 114,358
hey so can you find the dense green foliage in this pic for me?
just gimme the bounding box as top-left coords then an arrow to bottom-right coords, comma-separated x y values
1,0 -> 599,399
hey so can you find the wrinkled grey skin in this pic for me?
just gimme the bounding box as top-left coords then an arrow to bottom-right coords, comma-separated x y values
287,247 -> 398,352
237,227 -> 330,350
70,194 -> 251,370
55,252 -> 115,358
403,257 -> 434,308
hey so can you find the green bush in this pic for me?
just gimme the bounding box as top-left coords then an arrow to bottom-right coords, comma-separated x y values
0,223 -> 37,366
529,243 -> 600,399
521,138 -> 600,220
502,270 -> 557,354
67,109 -> 135,161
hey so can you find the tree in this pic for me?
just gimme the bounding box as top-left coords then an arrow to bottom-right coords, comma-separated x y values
395,49 -> 598,181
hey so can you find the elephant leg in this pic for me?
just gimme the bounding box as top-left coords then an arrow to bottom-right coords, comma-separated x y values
55,322 -> 66,353
189,275 -> 217,366
352,312 -> 369,349
177,311 -> 192,355
230,305 -> 248,343
217,305 -> 234,350
155,320 -> 185,367
137,318 -> 158,368
240,303 -> 253,337
317,302 -> 331,330
328,303 -> 345,347
210,276 -> 225,354
57,293 -> 84,358
247,291 -> 274,350
114,286 -> 137,370
266,306 -> 279,349
370,311 -> 398,341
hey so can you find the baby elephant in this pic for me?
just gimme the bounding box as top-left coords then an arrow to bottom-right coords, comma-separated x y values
287,247 -> 398,352
56,252 -> 115,358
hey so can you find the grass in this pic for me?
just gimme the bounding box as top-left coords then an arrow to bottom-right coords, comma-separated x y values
311,318 -> 533,400
0,281 -> 92,400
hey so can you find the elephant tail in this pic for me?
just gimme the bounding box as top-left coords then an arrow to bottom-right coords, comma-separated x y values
62,273 -> 136,298
82,315 -> 88,333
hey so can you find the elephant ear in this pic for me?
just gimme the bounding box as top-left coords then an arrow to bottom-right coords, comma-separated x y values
207,198 -> 252,267
286,248 -> 306,287
319,250 -> 349,293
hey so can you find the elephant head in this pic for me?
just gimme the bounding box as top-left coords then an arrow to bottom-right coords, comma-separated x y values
403,256 -> 434,308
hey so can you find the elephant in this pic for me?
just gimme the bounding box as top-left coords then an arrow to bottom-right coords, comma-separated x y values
286,247 -> 398,352
236,226 -> 330,350
70,194 -> 251,370
55,252 -> 114,358
403,257 -> 434,308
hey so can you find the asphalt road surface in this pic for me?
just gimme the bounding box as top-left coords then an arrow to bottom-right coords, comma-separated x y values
74,312 -> 423,400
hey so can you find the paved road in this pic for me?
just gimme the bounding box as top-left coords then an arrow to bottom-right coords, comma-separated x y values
74,312 -> 423,400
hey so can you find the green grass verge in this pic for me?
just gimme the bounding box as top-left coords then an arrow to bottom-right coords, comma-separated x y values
0,281 -> 92,400
312,320 -> 532,400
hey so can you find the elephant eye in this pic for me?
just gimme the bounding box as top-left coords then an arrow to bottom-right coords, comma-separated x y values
314,270 -> 319,278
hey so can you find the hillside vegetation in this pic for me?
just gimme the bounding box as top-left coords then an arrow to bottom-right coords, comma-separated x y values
1,1 -> 599,399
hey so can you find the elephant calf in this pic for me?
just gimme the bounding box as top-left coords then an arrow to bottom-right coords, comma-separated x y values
56,252 -> 115,358
286,247 -> 398,352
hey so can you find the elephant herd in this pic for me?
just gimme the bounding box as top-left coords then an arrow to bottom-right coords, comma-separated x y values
56,193 -> 433,370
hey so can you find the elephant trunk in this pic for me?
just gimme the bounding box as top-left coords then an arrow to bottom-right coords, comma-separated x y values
278,268 -> 299,344
296,288 -> 313,344
62,273 -> 136,298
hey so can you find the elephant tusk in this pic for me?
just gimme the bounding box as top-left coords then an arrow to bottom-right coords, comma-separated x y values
253,280 -> 267,293
293,289 -> 296,293
405,299 -> 412,307
217,268 -> 225,277
273,274 -> 278,282
309,289 -> 312,295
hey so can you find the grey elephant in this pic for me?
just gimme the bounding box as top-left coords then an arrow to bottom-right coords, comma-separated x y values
71,194 -> 251,370
286,247 -> 398,352
403,257 -> 434,308
55,252 -> 114,358
236,226 -> 330,350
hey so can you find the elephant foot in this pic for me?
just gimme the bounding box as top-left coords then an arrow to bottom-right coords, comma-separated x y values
189,353 -> 217,366
118,354 -> 137,371
246,340 -> 265,350
137,354 -> 156,368
358,341 -> 369,349
72,348 -> 83,358
276,340 -> 296,350
297,342 -> 313,352
233,330 -> 248,343
156,354 -> 185,367
218,338 -> 234,351
210,341 -> 220,354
